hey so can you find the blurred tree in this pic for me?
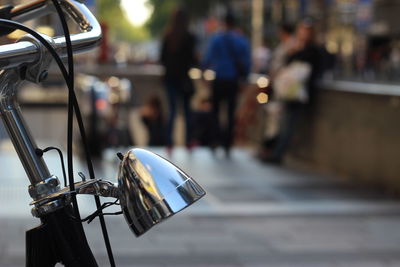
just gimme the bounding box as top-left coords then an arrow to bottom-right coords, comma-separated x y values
146,0 -> 229,36
97,0 -> 149,41
145,0 -> 177,36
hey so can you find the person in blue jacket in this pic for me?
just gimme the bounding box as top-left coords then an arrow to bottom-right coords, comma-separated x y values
203,11 -> 251,157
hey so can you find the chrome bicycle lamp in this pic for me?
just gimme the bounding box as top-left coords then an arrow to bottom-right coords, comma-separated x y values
117,149 -> 206,236
30,148 -> 205,236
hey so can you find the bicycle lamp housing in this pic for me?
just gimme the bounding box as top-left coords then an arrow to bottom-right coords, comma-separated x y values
28,148 -> 205,235
118,149 -> 206,236
0,0 -> 206,265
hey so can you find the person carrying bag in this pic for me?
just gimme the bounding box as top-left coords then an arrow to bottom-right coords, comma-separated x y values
273,61 -> 312,103
266,18 -> 321,164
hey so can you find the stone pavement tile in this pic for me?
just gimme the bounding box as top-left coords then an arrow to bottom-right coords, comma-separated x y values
152,233 -> 237,246
367,218 -> 400,246
243,263 -> 393,267
337,262 -> 397,267
20,259 -> 395,267
103,244 -> 190,256
237,252 -> 400,267
166,265 -> 241,267
208,185 -> 277,202
3,148 -> 400,267
222,216 -> 400,254
86,215 -> 400,266
97,253 -> 243,266
86,224 -> 191,256
244,264 -> 340,267
337,263 -> 385,267
146,216 -> 225,233
269,226 -> 366,253
188,242 -> 271,255
0,256 -> 24,267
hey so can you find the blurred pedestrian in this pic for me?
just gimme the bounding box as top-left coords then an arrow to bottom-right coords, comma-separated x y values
267,18 -> 322,164
202,11 -> 251,158
258,24 -> 296,161
160,7 -> 197,153
0,121 -> 6,147
253,40 -> 271,74
192,98 -> 218,148
269,24 -> 296,77
140,95 -> 166,146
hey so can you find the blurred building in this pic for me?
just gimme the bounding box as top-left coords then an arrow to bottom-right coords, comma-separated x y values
242,0 -> 400,83
324,0 -> 400,82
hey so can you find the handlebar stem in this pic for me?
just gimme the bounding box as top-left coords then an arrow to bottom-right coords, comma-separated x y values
0,69 -> 52,184
0,0 -> 104,217
0,0 -> 102,70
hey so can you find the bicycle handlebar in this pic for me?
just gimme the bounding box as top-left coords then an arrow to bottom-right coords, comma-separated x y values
0,0 -> 101,70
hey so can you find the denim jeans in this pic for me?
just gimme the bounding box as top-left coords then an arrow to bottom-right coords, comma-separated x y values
211,79 -> 239,149
271,102 -> 304,160
165,78 -> 193,146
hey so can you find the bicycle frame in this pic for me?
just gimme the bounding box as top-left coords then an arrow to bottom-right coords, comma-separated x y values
0,1 -> 104,266
0,1 -> 205,266
0,0 -> 102,206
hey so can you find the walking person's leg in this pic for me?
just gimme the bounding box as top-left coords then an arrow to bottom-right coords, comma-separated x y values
165,80 -> 177,148
270,103 -> 303,163
183,91 -> 193,148
225,80 -> 239,157
211,80 -> 223,148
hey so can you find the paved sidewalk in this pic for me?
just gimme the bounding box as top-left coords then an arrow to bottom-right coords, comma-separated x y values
1,146 -> 400,266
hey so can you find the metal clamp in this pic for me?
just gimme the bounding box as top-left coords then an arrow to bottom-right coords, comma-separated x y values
30,179 -> 119,218
28,175 -> 60,200
75,179 -> 119,198
28,175 -> 66,218
31,196 -> 71,218
18,33 -> 55,83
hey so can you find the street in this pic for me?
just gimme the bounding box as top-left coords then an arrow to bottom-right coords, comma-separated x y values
1,143 -> 400,267
2,0 -> 400,266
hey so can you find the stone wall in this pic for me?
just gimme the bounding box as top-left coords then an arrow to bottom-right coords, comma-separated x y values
289,86 -> 400,193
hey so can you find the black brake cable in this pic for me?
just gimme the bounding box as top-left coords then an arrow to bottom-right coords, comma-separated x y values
0,18 -> 93,263
81,199 -> 122,224
51,0 -> 79,222
35,147 -> 68,187
0,11 -> 116,267
0,18 -> 83,225
51,1 -> 115,265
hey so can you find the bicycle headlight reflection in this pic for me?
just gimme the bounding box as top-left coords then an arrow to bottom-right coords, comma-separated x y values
117,149 -> 205,236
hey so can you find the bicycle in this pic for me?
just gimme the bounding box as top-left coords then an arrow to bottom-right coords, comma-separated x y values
0,1 -> 205,266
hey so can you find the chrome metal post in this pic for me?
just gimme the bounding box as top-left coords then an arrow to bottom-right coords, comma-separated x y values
0,69 -> 51,185
0,0 -> 102,71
